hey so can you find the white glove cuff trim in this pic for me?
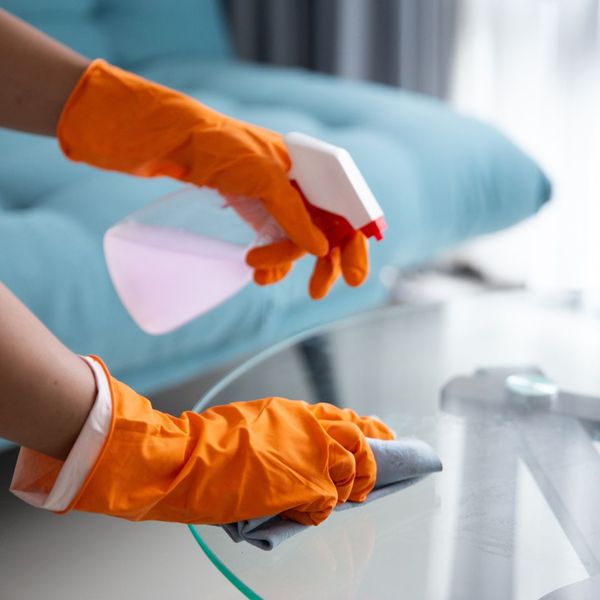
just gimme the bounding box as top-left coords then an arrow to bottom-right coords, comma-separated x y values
10,356 -> 113,511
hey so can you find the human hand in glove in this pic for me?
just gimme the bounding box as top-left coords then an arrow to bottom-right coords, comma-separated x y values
1,10 -> 370,299
11,352 -> 394,526
58,59 -> 370,298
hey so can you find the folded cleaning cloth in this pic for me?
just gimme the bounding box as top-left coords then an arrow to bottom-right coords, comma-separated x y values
222,437 -> 442,550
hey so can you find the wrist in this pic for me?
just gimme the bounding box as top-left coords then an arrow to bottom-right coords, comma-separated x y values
10,356 -> 112,512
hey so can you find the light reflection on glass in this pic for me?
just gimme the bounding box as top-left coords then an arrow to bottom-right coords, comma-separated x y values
512,459 -> 588,599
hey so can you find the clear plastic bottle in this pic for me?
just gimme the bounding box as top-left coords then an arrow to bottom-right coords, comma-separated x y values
104,186 -> 275,335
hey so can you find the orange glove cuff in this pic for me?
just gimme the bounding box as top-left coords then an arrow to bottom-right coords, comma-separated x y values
58,59 -> 206,178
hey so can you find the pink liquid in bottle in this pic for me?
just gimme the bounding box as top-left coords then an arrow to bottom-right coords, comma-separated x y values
104,221 -> 252,334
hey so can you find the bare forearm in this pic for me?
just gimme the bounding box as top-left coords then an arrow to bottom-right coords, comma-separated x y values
0,9 -> 89,136
0,284 -> 96,460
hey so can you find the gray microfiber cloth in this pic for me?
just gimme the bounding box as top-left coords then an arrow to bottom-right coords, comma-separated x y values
222,437 -> 442,550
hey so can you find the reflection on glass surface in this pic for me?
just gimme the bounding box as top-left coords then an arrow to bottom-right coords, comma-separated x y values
192,293 -> 600,599
513,460 -> 587,600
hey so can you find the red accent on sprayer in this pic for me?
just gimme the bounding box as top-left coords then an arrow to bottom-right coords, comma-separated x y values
360,216 -> 388,241
291,180 -> 386,249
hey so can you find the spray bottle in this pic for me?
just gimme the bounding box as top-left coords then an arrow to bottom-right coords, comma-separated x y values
103,132 -> 387,334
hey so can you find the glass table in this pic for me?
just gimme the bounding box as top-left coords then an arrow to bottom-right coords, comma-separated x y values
190,291 -> 600,600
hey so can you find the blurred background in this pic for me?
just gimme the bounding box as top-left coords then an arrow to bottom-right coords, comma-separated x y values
225,0 -> 600,296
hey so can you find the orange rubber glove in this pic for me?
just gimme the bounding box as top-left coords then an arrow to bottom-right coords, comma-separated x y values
61,358 -> 394,526
58,59 -> 373,299
57,59 -> 327,259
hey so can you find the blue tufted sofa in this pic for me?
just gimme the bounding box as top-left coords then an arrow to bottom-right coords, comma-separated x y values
0,1 -> 550,444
